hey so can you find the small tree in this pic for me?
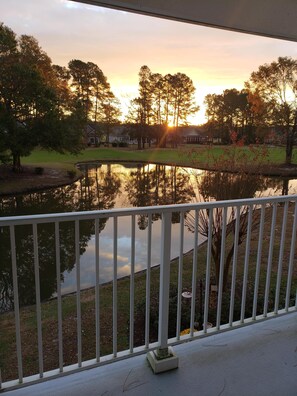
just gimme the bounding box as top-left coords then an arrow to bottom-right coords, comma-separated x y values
185,135 -> 270,289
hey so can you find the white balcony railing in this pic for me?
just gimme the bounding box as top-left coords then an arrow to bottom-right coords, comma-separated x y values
0,195 -> 296,390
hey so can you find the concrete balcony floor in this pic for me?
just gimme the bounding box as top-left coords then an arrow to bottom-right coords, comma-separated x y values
6,312 -> 297,396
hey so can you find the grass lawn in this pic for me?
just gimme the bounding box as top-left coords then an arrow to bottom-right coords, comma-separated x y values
22,145 -> 297,169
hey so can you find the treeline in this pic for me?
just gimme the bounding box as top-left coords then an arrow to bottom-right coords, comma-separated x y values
204,57 -> 297,164
0,22 -> 200,169
0,22 -> 121,170
125,65 -> 199,149
126,59 -> 297,165
1,21 -> 297,167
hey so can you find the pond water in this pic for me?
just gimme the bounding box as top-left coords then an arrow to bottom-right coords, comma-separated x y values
0,162 -> 296,310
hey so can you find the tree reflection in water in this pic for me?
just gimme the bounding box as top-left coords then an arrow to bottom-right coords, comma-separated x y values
0,163 -> 296,310
0,164 -> 121,311
125,164 -> 196,229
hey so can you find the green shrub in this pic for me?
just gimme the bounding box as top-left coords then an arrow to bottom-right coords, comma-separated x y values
34,167 -> 44,175
133,284 -> 198,346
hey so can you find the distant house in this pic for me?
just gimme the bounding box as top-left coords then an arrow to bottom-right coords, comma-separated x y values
263,127 -> 283,145
84,123 -> 138,146
84,123 -> 222,147
176,126 -> 210,144
84,124 -> 100,146
108,125 -> 131,144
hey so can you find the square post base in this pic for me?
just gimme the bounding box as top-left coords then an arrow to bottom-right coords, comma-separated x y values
147,346 -> 179,374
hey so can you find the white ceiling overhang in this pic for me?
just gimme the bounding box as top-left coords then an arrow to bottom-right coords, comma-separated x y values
71,0 -> 297,42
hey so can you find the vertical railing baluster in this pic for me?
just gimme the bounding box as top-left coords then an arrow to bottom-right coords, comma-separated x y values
252,205 -> 265,320
274,201 -> 288,314
176,212 -> 184,340
285,201 -> 297,311
55,222 -> 63,372
204,208 -> 213,333
10,225 -> 23,383
75,220 -> 82,367
158,211 -> 172,353
95,218 -> 100,362
216,206 -> 227,330
240,205 -> 253,323
264,203 -> 277,317
32,223 -> 43,378
229,206 -> 240,326
113,216 -> 118,357
190,210 -> 199,336
145,213 -> 152,349
129,215 -> 135,353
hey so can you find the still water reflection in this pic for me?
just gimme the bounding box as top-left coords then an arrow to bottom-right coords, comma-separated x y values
0,162 -> 296,310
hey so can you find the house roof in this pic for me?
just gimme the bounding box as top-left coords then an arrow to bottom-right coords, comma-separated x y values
70,0 -> 297,42
176,126 -> 206,137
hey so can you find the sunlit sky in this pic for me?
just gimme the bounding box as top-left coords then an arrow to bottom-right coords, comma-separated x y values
1,0 -> 297,124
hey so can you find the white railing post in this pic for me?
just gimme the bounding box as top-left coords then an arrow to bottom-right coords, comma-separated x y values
55,222 -> 63,372
158,211 -> 172,354
147,211 -> 179,373
176,212 -> 184,340
75,220 -> 82,367
95,218 -> 100,362
10,225 -> 23,384
145,213 -> 152,348
32,223 -> 43,378
129,215 -> 136,353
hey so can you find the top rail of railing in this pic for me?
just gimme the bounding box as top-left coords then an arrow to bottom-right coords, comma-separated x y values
1,194 -> 297,226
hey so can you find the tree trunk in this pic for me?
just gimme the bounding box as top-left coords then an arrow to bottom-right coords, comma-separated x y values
159,135 -> 167,148
212,239 -> 236,292
223,245 -> 235,291
285,128 -> 293,165
282,179 -> 289,196
211,244 -> 221,287
285,111 -> 297,165
12,153 -> 21,173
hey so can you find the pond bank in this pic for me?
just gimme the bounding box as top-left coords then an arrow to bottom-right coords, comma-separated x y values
1,158 -> 297,197
0,165 -> 81,196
